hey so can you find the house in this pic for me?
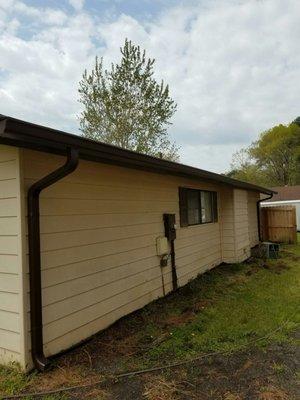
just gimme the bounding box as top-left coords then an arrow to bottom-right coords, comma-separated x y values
0,115 -> 275,372
261,186 -> 300,231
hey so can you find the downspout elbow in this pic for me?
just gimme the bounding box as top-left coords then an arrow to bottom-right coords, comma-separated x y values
256,193 -> 274,242
28,148 -> 79,371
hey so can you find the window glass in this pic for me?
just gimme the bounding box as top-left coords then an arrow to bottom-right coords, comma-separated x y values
179,187 -> 217,227
187,190 -> 200,225
201,191 -> 213,223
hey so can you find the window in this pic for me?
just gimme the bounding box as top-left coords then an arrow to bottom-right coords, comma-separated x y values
179,187 -> 218,227
187,190 -> 200,225
201,191 -> 213,223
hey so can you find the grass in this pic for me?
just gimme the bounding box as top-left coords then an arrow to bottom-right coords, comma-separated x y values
143,374 -> 197,400
272,362 -> 287,375
0,235 -> 299,398
130,235 -> 300,366
0,363 -> 34,396
0,360 -> 102,399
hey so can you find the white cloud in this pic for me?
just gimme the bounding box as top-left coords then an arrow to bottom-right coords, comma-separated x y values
0,0 -> 299,172
68,0 -> 85,12
3,1 -> 68,25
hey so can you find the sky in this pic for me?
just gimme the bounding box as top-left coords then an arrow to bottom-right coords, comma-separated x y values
0,0 -> 299,172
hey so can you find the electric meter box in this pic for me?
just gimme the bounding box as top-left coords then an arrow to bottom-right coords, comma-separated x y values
156,236 -> 169,256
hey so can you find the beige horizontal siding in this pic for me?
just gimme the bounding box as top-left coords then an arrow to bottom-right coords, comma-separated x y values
22,149 -> 223,359
233,189 -> 251,261
219,187 -> 236,262
0,292 -> 19,313
0,310 -> 20,333
0,145 -> 25,367
42,273 -> 173,344
220,187 -> 257,264
0,254 -> 20,274
0,273 -> 20,293
0,330 -> 20,354
43,283 -> 173,357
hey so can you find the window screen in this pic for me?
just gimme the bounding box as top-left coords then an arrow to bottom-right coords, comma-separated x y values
187,190 -> 200,225
179,187 -> 218,227
201,191 -> 213,223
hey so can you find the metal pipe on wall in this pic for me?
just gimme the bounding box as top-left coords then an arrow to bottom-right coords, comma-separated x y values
256,193 -> 274,242
170,240 -> 178,291
27,148 -> 79,371
163,213 -> 178,291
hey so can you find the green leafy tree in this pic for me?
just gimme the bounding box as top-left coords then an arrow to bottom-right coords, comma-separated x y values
249,123 -> 300,185
293,116 -> 300,126
78,39 -> 179,161
226,120 -> 300,186
226,148 -> 269,186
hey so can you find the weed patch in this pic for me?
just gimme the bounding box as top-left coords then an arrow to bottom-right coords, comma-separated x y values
0,364 -> 34,396
139,247 -> 299,365
259,386 -> 289,400
143,375 -> 197,400
0,236 -> 299,399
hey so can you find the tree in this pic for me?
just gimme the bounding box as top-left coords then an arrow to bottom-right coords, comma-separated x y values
293,116 -> 300,126
226,148 -> 269,186
226,120 -> 300,186
78,39 -> 179,161
249,123 -> 300,185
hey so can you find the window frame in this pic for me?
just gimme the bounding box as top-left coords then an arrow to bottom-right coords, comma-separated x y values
179,187 -> 218,227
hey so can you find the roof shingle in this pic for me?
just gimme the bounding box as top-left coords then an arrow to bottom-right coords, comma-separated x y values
267,186 -> 300,201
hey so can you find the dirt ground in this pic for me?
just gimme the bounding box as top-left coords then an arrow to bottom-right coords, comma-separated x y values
23,329 -> 298,400
2,243 -> 299,400
101,339 -> 300,400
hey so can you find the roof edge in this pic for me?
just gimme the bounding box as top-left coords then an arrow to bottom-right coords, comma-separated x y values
0,114 -> 275,195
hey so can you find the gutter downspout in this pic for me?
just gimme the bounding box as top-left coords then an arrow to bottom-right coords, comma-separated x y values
256,193 -> 274,242
170,239 -> 178,291
28,148 -> 79,371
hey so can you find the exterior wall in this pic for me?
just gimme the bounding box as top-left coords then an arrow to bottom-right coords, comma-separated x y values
219,188 -> 255,263
234,189 -> 251,261
219,187 -> 235,263
248,191 -> 260,247
0,146 -> 262,370
21,149 -> 224,364
0,145 -> 27,368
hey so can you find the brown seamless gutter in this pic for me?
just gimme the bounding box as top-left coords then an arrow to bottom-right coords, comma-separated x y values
0,115 -> 275,196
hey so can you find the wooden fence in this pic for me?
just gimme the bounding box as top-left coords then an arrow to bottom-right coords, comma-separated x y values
260,206 -> 297,244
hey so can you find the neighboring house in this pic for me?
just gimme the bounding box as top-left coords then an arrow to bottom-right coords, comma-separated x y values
261,186 -> 300,231
0,115 -> 275,372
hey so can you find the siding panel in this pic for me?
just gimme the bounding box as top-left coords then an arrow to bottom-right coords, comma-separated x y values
0,145 -> 23,367
22,149 -> 223,359
43,284 -> 172,356
219,187 -> 235,262
234,189 -> 251,261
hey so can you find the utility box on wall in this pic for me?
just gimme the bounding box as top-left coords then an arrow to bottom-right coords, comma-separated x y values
156,236 -> 169,256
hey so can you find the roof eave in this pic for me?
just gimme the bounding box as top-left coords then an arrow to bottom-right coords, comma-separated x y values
0,115 -> 275,195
